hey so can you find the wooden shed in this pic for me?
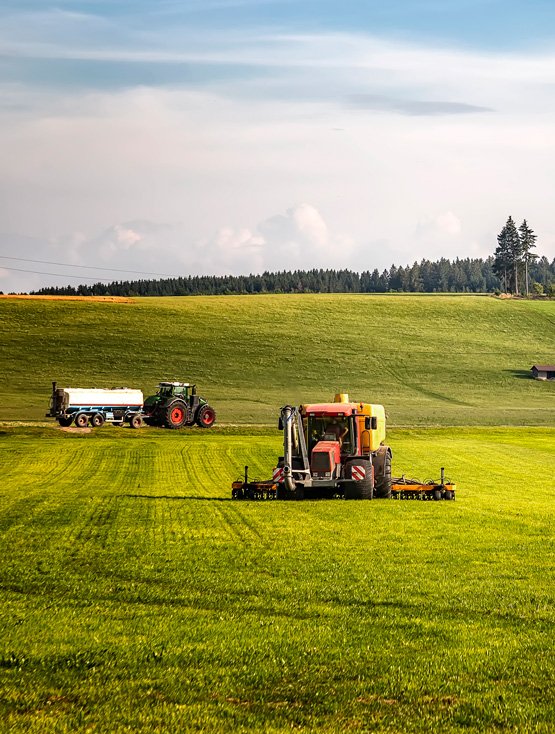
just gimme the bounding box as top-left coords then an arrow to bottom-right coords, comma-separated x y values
531,364 -> 555,380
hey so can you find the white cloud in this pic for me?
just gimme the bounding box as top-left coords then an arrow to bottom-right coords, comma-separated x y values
416,211 -> 463,239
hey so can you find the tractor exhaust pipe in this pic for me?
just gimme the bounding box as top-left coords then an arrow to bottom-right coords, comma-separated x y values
281,405 -> 297,492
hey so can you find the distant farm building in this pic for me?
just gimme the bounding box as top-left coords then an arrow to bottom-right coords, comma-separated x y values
531,364 -> 555,380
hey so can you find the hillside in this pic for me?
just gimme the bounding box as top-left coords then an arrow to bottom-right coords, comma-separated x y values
1,294 -> 554,425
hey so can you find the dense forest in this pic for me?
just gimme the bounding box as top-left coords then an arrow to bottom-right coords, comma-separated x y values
32,255 -> 555,297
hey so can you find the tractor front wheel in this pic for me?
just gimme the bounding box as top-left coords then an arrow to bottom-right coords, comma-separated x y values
164,401 -> 187,429
344,459 -> 373,499
196,405 -> 216,428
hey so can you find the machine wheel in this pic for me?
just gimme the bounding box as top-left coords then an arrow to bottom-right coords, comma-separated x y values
344,459 -> 373,499
277,483 -> 304,500
164,400 -> 187,429
433,489 -> 442,501
374,450 -> 392,499
91,413 -> 105,428
443,490 -> 454,501
130,414 -> 144,429
196,405 -> 216,428
57,416 -> 73,427
293,485 -> 304,500
74,412 -> 89,428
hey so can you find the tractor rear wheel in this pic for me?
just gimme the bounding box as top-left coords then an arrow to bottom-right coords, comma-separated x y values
74,413 -> 89,428
344,459 -> 373,499
196,405 -> 216,428
374,450 -> 392,498
164,400 -> 187,429
58,416 -> 73,427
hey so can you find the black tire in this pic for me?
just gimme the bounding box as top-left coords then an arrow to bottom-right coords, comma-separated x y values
374,450 -> 392,499
164,400 -> 187,429
433,489 -> 442,501
344,459 -> 373,499
293,485 -> 304,501
74,412 -> 89,428
57,416 -> 73,427
130,414 -> 144,429
196,404 -> 216,429
91,413 -> 105,428
443,490 -> 454,501
277,483 -> 304,500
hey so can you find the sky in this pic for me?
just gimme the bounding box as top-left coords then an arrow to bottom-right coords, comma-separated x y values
1,0 -> 555,292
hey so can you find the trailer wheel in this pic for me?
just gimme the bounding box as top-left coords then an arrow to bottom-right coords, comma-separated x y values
444,490 -> 454,501
164,400 -> 187,429
196,405 -> 216,428
374,450 -> 392,499
344,459 -> 373,499
74,412 -> 89,428
433,489 -> 442,501
57,416 -> 73,427
130,414 -> 144,429
91,413 -> 105,428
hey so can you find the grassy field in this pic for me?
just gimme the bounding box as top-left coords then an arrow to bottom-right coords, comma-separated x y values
0,294 -> 554,425
0,424 -> 554,733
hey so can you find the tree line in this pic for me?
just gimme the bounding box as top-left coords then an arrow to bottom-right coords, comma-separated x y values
32,255 -> 555,297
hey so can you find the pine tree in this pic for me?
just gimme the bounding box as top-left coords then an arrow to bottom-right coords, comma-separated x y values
518,219 -> 538,297
493,224 -> 511,292
505,216 -> 523,294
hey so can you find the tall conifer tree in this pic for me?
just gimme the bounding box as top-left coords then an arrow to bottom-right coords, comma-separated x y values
518,219 -> 538,297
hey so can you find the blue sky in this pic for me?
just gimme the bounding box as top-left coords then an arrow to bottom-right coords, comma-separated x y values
1,1 -> 555,290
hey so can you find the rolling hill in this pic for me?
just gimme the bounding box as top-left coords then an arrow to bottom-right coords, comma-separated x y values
1,294 -> 553,425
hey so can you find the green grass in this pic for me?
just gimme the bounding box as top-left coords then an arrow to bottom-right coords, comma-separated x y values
1,294 -> 554,425
1,425 -> 554,732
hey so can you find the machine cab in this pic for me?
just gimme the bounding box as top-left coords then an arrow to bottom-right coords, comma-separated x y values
157,382 -> 196,400
307,413 -> 355,455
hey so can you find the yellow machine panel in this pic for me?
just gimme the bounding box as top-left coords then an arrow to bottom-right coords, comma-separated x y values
356,403 -> 386,452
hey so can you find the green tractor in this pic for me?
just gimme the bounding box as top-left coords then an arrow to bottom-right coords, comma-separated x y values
143,382 -> 216,429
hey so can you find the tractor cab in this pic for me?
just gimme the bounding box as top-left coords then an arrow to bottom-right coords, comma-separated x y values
308,416 -> 355,453
156,382 -> 196,400
305,406 -> 357,456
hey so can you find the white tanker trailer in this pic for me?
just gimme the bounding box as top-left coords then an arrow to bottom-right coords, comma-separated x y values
47,381 -> 145,428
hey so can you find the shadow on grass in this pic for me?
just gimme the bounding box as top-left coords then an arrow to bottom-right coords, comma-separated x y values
504,369 -> 533,380
119,494 -> 234,502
